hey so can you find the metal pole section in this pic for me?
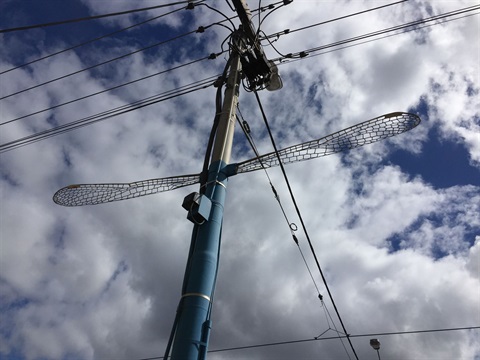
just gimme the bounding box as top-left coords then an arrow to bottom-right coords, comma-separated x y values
170,53 -> 241,360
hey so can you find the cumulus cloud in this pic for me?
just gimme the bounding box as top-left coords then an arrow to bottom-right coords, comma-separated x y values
1,1 -> 479,359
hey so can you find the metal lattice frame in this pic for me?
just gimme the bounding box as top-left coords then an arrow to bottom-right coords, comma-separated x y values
235,112 -> 420,174
53,112 -> 420,207
53,174 -> 201,206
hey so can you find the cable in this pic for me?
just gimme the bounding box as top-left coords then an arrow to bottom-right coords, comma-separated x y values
1,56 -> 220,126
134,326 -> 480,359
237,105 -> 353,359
0,4 -> 196,75
199,3 -> 236,30
254,0 -> 287,42
268,5 -> 480,62
253,90 -> 360,360
261,0 -> 408,41
0,0 -> 352,125
209,326 -> 480,354
0,11 -> 239,102
0,78 -> 214,153
200,55 -> 233,191
0,30 -> 198,100
275,11 -> 480,67
0,1 -> 193,34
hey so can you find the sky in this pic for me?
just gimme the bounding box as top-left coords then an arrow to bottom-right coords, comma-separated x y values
0,0 -> 479,359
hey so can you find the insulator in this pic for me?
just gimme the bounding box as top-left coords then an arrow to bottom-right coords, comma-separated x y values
242,120 -> 251,134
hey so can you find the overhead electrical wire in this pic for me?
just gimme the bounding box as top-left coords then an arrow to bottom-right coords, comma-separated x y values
0,1 -> 194,34
207,326 -> 480,355
0,11 -> 238,100
1,3 -> 475,153
252,90 -> 360,360
0,4 -> 198,75
5,1 -> 468,124
1,1 -> 476,357
0,1 -> 429,114
135,326 -> 480,359
0,55 -> 221,126
236,106 -> 352,359
0,77 -> 216,153
261,0 -> 408,42
257,0 -> 407,58
267,4 -> 480,62
0,30 -> 198,100
272,11 -> 480,66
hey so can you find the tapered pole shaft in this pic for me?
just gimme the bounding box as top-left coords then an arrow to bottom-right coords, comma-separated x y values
170,53 -> 241,359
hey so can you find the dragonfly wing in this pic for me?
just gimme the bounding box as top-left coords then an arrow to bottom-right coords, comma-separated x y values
235,112 -> 420,174
53,173 -> 201,206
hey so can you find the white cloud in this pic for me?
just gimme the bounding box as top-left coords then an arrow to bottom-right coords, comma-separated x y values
1,1 -> 479,359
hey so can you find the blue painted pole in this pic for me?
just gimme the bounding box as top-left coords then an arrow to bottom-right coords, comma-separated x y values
170,53 -> 241,359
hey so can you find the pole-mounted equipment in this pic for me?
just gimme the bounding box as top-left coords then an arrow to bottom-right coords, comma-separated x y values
53,1 -> 421,359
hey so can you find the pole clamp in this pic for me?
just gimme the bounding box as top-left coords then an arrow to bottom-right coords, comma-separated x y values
182,292 -> 211,302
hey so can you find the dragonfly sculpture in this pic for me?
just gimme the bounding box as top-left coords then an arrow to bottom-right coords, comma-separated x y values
54,111 -> 420,207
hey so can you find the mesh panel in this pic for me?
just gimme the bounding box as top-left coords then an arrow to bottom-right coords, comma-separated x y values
235,112 -> 420,174
54,174 -> 200,206
53,113 -> 420,206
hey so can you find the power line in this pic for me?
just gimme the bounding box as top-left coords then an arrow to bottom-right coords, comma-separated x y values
209,326 -> 480,354
0,30 -> 198,100
0,1 -> 193,34
0,4 -> 195,75
0,77 -> 215,153
252,90 -> 360,360
237,105 -> 352,359
135,326 -> 480,359
269,5 -> 480,62
0,55 -> 220,126
275,11 -> 480,66
0,14 -> 237,101
4,5 -> 472,127
2,5 -> 474,155
261,0 -> 408,41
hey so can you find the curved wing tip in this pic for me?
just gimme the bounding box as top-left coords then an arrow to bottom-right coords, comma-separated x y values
384,111 -> 421,128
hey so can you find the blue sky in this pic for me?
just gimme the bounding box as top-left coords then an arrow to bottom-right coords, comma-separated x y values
1,1 -> 479,359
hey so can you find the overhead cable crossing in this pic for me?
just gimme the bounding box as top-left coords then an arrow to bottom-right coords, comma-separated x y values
252,90 -> 360,359
237,106 -> 352,359
0,56 -> 220,127
0,1 -> 196,34
261,0 -> 407,41
0,1 -> 287,75
266,4 -> 480,62
209,326 -> 480,356
0,77 -> 215,153
2,3 -> 472,129
0,4 -> 196,75
135,326 -> 480,359
1,30 -> 199,100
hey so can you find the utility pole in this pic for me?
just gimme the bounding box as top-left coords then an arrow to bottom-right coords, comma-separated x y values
52,1 -> 421,359
169,51 -> 241,359
169,2 -> 276,358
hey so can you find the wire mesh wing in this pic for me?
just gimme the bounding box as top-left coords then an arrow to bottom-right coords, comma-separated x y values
53,173 -> 201,206
235,112 -> 420,174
